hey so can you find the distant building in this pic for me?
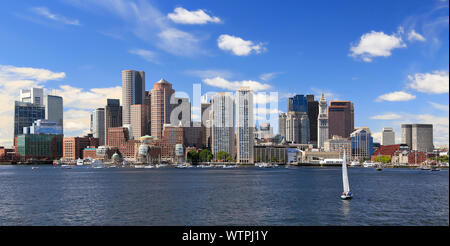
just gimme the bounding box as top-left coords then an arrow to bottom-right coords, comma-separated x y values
288,95 -> 308,113
350,127 -> 374,160
279,113 -> 287,138
201,102 -> 212,148
381,127 -> 395,146
26,119 -> 62,135
183,123 -> 203,148
14,101 -> 45,140
15,134 -> 63,160
211,92 -> 235,159
254,145 -> 287,163
44,95 -> 63,131
150,78 -> 175,138
401,124 -> 433,152
371,144 -> 409,162
20,88 -> 44,105
130,104 -> 149,140
256,123 -> 274,140
92,108 -> 105,146
324,135 -> 352,161
107,127 -> 140,160
328,101 -> 354,139
104,99 -> 122,146
122,70 -> 145,125
161,124 -> 184,160
317,93 -> 329,149
306,95 -> 319,146
285,111 -> 309,144
63,136 -> 99,160
236,88 -> 254,164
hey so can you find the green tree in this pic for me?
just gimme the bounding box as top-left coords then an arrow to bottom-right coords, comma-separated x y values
199,149 -> 213,162
187,150 -> 199,164
217,151 -> 229,161
374,155 -> 391,164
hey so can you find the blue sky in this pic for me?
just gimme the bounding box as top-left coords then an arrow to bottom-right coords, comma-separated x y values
0,0 -> 448,147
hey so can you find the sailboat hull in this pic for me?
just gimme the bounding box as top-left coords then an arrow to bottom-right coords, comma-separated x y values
340,195 -> 352,200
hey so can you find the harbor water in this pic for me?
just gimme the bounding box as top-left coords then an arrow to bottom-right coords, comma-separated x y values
0,165 -> 448,225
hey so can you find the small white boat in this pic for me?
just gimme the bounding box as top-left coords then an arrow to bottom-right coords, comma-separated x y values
76,158 -> 84,166
175,163 -> 192,168
363,161 -> 375,168
31,166 -> 39,170
350,161 -> 361,167
144,165 -> 155,169
134,165 -> 145,169
223,165 -> 238,169
340,152 -> 352,200
156,164 -> 168,168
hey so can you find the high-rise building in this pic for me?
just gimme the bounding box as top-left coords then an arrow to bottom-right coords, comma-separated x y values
381,127 -> 395,146
122,70 -> 145,125
20,88 -> 44,105
306,95 -> 319,145
44,95 -> 63,131
211,92 -> 235,159
14,101 -> 45,139
279,113 -> 287,138
285,111 -> 309,144
402,124 -> 433,152
288,95 -> 308,113
317,93 -> 329,149
351,127 -> 374,160
256,123 -> 274,140
130,104 -> 149,140
150,78 -> 175,139
328,101 -> 354,139
201,102 -> 212,148
92,108 -> 105,146
104,99 -> 122,146
236,88 -> 254,164
144,91 -> 151,135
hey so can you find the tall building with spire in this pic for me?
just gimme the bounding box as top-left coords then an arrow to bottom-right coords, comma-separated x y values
317,93 -> 329,149
122,70 -> 145,125
236,87 -> 254,164
150,78 -> 174,139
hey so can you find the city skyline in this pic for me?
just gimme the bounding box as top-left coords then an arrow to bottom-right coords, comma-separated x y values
0,0 -> 448,147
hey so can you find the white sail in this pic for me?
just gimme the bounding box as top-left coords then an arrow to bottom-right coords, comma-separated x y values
342,151 -> 350,194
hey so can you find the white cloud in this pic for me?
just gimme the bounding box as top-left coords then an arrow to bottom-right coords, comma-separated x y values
407,70 -> 449,94
350,31 -> 406,62
157,28 -> 203,56
370,113 -> 403,120
376,91 -> 416,102
259,72 -> 281,82
407,30 -> 426,42
31,7 -> 80,26
0,64 -> 121,147
217,34 -> 266,56
203,77 -> 271,91
428,102 -> 449,111
129,49 -> 159,64
167,7 -> 221,24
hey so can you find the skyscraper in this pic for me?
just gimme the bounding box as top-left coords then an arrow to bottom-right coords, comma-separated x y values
381,127 -> 395,146
44,95 -> 63,131
288,95 -> 308,113
279,113 -> 287,138
306,95 -> 318,145
130,104 -> 149,140
328,101 -> 354,139
14,101 -> 45,139
402,124 -> 433,152
104,99 -> 122,146
201,102 -> 212,148
236,88 -> 254,164
20,88 -> 44,105
122,70 -> 145,125
211,92 -> 235,159
150,78 -> 175,139
92,108 -> 105,146
317,93 -> 329,149
285,111 -> 309,144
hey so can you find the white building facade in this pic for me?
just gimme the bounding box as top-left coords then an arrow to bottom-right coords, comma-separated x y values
317,93 -> 329,149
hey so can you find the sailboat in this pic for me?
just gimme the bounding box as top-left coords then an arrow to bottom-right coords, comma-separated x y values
340,151 -> 352,200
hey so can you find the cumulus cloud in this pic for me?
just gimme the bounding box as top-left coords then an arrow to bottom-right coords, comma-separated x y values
428,102 -> 449,111
407,70 -> 449,94
203,77 -> 271,91
350,31 -> 406,62
167,7 -> 221,24
407,30 -> 426,42
129,49 -> 159,64
157,28 -> 203,56
0,64 -> 121,147
31,6 -> 80,26
376,91 -> 416,102
217,34 -> 266,56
